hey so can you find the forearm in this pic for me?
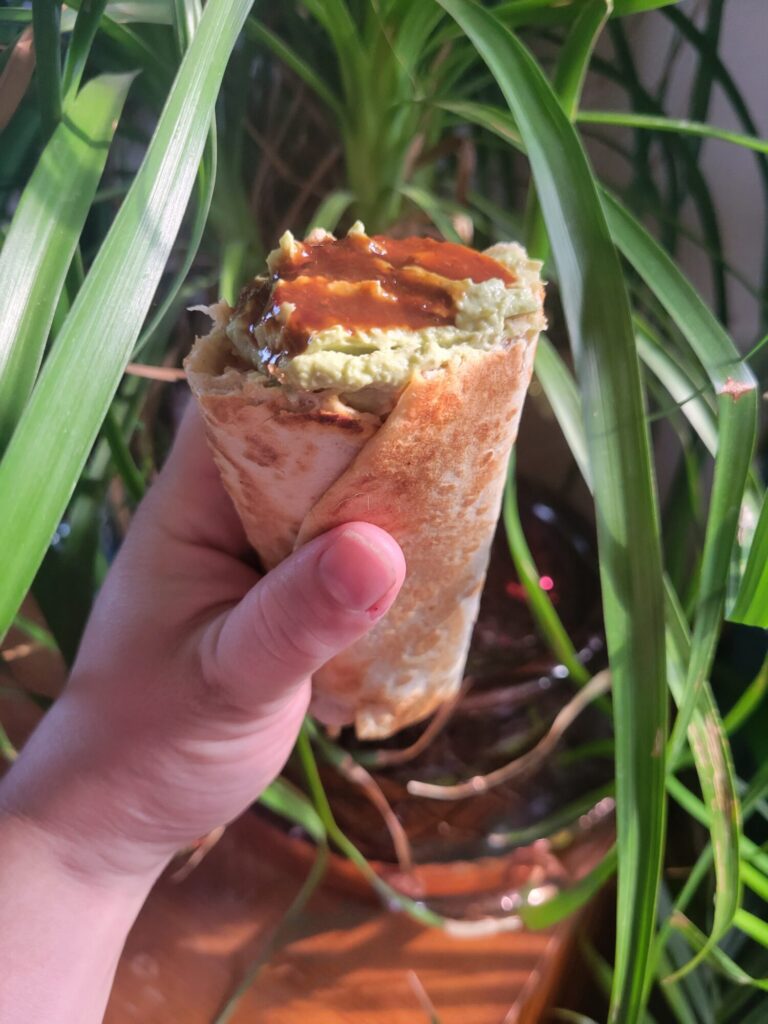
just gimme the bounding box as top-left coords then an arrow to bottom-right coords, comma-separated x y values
0,811 -> 154,1024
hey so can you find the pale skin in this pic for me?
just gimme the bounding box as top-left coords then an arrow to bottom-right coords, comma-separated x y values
0,405 -> 406,1024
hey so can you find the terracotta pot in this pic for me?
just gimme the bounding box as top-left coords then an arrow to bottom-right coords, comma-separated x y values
261,804 -> 615,923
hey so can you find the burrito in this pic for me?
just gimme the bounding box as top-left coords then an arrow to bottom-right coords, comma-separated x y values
185,222 -> 545,739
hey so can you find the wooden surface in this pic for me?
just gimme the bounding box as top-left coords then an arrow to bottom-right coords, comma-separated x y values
2,607 -> 590,1024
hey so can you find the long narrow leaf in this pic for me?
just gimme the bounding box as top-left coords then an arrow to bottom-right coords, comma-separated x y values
0,73 -> 133,450
307,190 -> 354,234
518,845 -> 617,930
0,0 -> 253,642
61,0 -> 109,99
578,111 -> 768,156
133,0 -> 216,357
538,339 -> 743,983
399,184 -> 462,243
525,0 -> 610,260
534,337 -> 591,486
435,6 -> 668,1020
533,337 -> 743,984
245,20 -> 343,121
31,0 -> 62,141
635,319 -> 718,457
730,497 -> 768,628
662,584 -> 742,982
553,0 -> 612,118
603,195 -> 759,766
670,915 -> 768,992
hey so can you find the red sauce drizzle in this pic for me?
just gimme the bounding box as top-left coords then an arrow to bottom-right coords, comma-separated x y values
238,232 -> 515,358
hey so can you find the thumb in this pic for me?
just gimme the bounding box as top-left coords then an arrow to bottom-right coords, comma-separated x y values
201,523 -> 406,716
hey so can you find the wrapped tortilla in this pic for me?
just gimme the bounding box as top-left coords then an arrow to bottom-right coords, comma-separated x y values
185,223 -> 545,739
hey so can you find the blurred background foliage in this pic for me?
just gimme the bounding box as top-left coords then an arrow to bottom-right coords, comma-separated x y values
0,1 -> 766,1022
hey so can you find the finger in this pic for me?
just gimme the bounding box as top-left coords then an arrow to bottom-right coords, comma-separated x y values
149,397 -> 249,556
201,523 -> 406,715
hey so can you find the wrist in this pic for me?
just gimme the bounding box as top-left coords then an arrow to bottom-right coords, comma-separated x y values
0,802 -> 156,909
0,800 -> 152,1024
0,794 -> 161,901
0,695 -> 172,891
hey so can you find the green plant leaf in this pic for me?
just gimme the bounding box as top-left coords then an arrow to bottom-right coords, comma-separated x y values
0,0 -> 254,643
0,72 -> 134,451
31,0 -> 62,141
297,724 -> 446,930
307,190 -> 354,233
735,910 -> 768,950
524,0 -> 610,260
656,883 -> 716,1024
12,613 -> 57,652
387,2 -> 445,73
577,111 -> 768,156
105,2 -> 174,24
668,776 -> 768,882
0,717 -> 17,763
533,337 -> 592,486
612,0 -> 680,11
730,497 -> 768,628
399,184 -> 462,242
602,195 -> 759,767
517,0 -> 605,639
723,655 -> 768,736
661,584 -> 742,983
635,318 -> 717,457
259,777 -> 327,845
133,0 -> 216,357
519,846 -> 617,930
435,6 -> 668,1020
66,0 -> 169,87
533,345 -> 743,986
484,782 -> 615,850
245,20 -> 343,121
467,147 -> 742,989
669,915 -> 768,992
300,0 -> 360,103
61,0 -> 109,100
0,9 -> 34,25
553,0 -> 611,116
741,861 -> 768,904
172,0 -> 200,52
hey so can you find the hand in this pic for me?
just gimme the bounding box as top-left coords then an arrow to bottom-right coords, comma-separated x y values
0,402 -> 405,883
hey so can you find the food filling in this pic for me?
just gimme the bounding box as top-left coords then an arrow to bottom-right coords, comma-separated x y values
226,222 -> 542,396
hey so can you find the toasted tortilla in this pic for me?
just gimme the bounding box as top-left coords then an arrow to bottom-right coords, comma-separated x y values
185,237 -> 545,738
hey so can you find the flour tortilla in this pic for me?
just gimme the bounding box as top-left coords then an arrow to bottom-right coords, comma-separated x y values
185,248 -> 544,739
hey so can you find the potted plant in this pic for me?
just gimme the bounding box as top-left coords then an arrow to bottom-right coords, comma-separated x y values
0,2 -> 766,1022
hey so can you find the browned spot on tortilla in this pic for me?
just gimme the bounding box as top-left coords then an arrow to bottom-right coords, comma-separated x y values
280,409 -> 366,433
245,440 -> 279,467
